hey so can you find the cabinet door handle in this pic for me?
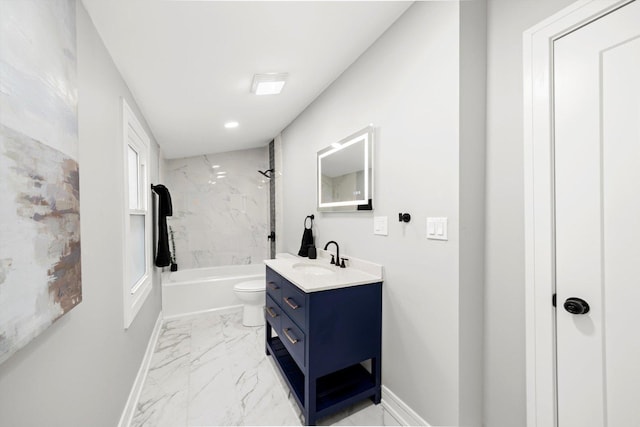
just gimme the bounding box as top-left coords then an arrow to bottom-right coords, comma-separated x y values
267,282 -> 279,291
265,307 -> 278,318
283,297 -> 299,310
283,328 -> 299,344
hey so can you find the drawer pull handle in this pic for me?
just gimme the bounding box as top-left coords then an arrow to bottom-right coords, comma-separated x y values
284,297 -> 299,310
283,328 -> 299,344
265,307 -> 278,318
268,282 -> 280,291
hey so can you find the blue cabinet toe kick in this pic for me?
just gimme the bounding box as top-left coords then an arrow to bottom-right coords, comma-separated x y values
264,266 -> 382,426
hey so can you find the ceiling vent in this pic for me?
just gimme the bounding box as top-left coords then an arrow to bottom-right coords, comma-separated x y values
251,73 -> 288,95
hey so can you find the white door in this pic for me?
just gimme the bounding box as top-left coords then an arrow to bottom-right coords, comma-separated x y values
554,1 -> 640,426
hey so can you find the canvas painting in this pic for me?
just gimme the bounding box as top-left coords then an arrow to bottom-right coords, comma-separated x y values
0,0 -> 81,364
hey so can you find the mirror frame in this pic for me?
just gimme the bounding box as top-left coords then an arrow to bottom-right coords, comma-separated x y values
317,125 -> 374,212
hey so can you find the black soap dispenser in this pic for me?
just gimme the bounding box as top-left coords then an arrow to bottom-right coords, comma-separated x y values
307,245 -> 317,259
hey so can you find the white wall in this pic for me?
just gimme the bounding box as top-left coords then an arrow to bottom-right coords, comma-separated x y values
483,0 -> 577,426
459,0 -> 487,424
0,3 -> 162,425
280,2 -> 485,424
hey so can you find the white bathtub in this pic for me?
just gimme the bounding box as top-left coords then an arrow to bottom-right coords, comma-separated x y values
162,264 -> 265,318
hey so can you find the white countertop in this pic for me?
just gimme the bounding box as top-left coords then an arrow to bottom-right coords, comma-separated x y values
263,250 -> 383,293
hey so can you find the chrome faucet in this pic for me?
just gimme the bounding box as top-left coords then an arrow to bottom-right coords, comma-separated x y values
323,241 -> 341,267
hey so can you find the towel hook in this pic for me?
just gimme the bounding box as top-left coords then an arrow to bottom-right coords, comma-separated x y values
304,214 -> 315,229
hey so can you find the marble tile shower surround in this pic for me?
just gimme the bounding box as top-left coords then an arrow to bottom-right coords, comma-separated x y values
131,308 -> 402,427
166,148 -> 269,269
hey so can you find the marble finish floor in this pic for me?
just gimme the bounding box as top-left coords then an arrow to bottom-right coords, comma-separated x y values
132,308 -> 400,426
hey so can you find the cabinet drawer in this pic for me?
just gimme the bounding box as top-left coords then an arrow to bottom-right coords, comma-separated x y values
280,315 -> 305,368
280,279 -> 307,330
266,268 -> 282,302
264,294 -> 282,332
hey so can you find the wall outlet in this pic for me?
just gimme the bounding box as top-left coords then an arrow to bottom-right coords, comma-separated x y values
374,216 -> 388,236
427,217 -> 448,240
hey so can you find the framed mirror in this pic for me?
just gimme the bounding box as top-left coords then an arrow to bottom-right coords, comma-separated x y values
317,125 -> 374,211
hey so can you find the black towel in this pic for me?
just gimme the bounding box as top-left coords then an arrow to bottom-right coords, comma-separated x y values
298,227 -> 314,257
152,184 -> 173,267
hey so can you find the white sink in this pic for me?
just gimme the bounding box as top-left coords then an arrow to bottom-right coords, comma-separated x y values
292,263 -> 336,276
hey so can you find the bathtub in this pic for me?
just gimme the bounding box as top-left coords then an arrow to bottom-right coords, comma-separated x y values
162,264 -> 265,318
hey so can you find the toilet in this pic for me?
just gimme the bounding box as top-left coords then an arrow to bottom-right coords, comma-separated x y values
233,279 -> 266,326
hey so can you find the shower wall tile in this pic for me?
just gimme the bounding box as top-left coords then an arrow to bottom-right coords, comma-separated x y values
166,147 -> 269,269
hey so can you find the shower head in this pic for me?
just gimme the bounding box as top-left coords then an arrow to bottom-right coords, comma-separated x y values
258,169 -> 274,179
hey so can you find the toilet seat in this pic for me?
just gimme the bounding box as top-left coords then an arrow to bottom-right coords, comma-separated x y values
234,279 -> 265,292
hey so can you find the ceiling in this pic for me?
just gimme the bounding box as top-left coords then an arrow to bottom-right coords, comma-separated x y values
81,1 -> 413,159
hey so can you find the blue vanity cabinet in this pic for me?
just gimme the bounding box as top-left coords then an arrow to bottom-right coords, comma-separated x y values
264,266 -> 382,426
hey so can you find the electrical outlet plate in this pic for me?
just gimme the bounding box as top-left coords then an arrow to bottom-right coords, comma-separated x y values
427,217 -> 448,240
374,216 -> 388,236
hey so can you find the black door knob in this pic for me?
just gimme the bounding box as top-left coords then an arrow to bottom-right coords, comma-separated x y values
564,297 -> 590,315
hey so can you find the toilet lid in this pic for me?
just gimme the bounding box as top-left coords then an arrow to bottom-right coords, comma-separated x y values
234,279 -> 265,292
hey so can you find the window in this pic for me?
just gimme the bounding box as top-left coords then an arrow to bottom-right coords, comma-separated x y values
122,99 -> 152,328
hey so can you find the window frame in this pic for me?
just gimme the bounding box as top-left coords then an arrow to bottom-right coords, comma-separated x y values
122,98 -> 152,329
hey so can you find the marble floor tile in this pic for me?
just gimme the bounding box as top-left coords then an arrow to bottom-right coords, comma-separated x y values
132,308 -> 399,426
188,356 -> 243,426
132,320 -> 192,427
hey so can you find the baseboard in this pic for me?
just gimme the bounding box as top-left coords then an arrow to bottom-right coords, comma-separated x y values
162,304 -> 243,320
118,311 -> 163,427
381,385 -> 431,426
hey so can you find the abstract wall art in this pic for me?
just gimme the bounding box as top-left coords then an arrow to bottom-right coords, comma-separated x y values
0,0 -> 81,365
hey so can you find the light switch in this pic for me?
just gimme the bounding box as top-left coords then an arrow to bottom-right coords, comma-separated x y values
374,216 -> 388,236
427,217 -> 448,241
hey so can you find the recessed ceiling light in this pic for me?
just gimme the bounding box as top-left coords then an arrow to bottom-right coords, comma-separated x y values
224,121 -> 239,129
251,73 -> 288,95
